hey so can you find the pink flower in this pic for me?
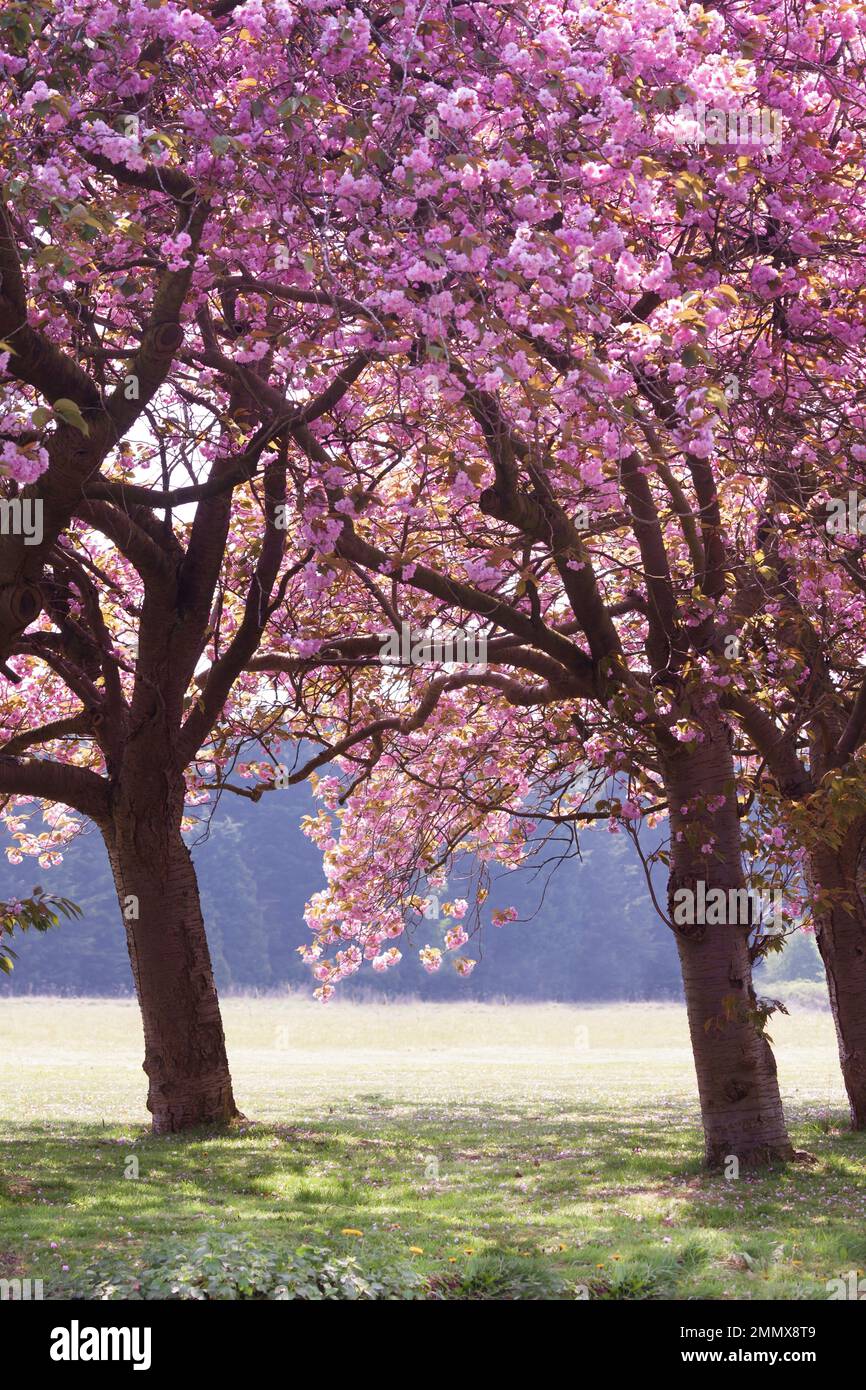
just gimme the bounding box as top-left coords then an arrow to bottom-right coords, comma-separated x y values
419,945 -> 442,973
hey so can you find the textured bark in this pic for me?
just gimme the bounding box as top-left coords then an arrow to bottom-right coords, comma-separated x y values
102,790 -> 239,1134
806,818 -> 866,1129
663,724 -> 792,1167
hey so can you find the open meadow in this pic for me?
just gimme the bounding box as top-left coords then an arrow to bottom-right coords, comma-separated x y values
1,997 -> 864,1300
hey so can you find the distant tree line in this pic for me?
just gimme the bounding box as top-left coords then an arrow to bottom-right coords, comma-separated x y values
1,783 -> 820,1001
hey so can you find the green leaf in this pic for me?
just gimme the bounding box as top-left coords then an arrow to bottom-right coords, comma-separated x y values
53,397 -> 90,436
65,202 -> 104,232
582,358 -> 610,383
682,345 -> 709,368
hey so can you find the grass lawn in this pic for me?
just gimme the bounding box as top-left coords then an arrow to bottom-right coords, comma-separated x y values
1,996 -> 864,1299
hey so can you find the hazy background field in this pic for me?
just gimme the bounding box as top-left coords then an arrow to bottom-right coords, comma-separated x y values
0,996 -> 845,1125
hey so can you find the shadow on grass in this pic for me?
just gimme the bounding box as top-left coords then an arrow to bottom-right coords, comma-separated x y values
1,1101 -> 864,1299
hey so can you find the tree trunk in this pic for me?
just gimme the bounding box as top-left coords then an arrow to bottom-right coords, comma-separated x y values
806,817 -> 866,1129
102,793 -> 239,1134
662,724 -> 792,1168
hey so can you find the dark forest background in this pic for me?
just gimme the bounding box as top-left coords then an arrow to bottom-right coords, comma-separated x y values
0,781 -> 821,999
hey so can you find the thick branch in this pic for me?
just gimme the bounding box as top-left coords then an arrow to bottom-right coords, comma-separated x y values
1,713 -> 91,757
75,500 -> 174,582
0,756 -> 109,820
724,691 -> 812,798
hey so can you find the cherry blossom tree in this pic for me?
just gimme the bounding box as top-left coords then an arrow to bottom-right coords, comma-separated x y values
223,0 -> 866,1165
723,434 -> 866,1130
0,0 -> 415,1130
2,0 -> 865,1169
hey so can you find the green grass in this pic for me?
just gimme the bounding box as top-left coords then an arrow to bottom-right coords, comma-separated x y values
1,997 -> 864,1299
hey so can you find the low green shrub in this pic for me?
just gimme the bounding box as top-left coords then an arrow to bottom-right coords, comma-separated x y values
53,1234 -> 427,1301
